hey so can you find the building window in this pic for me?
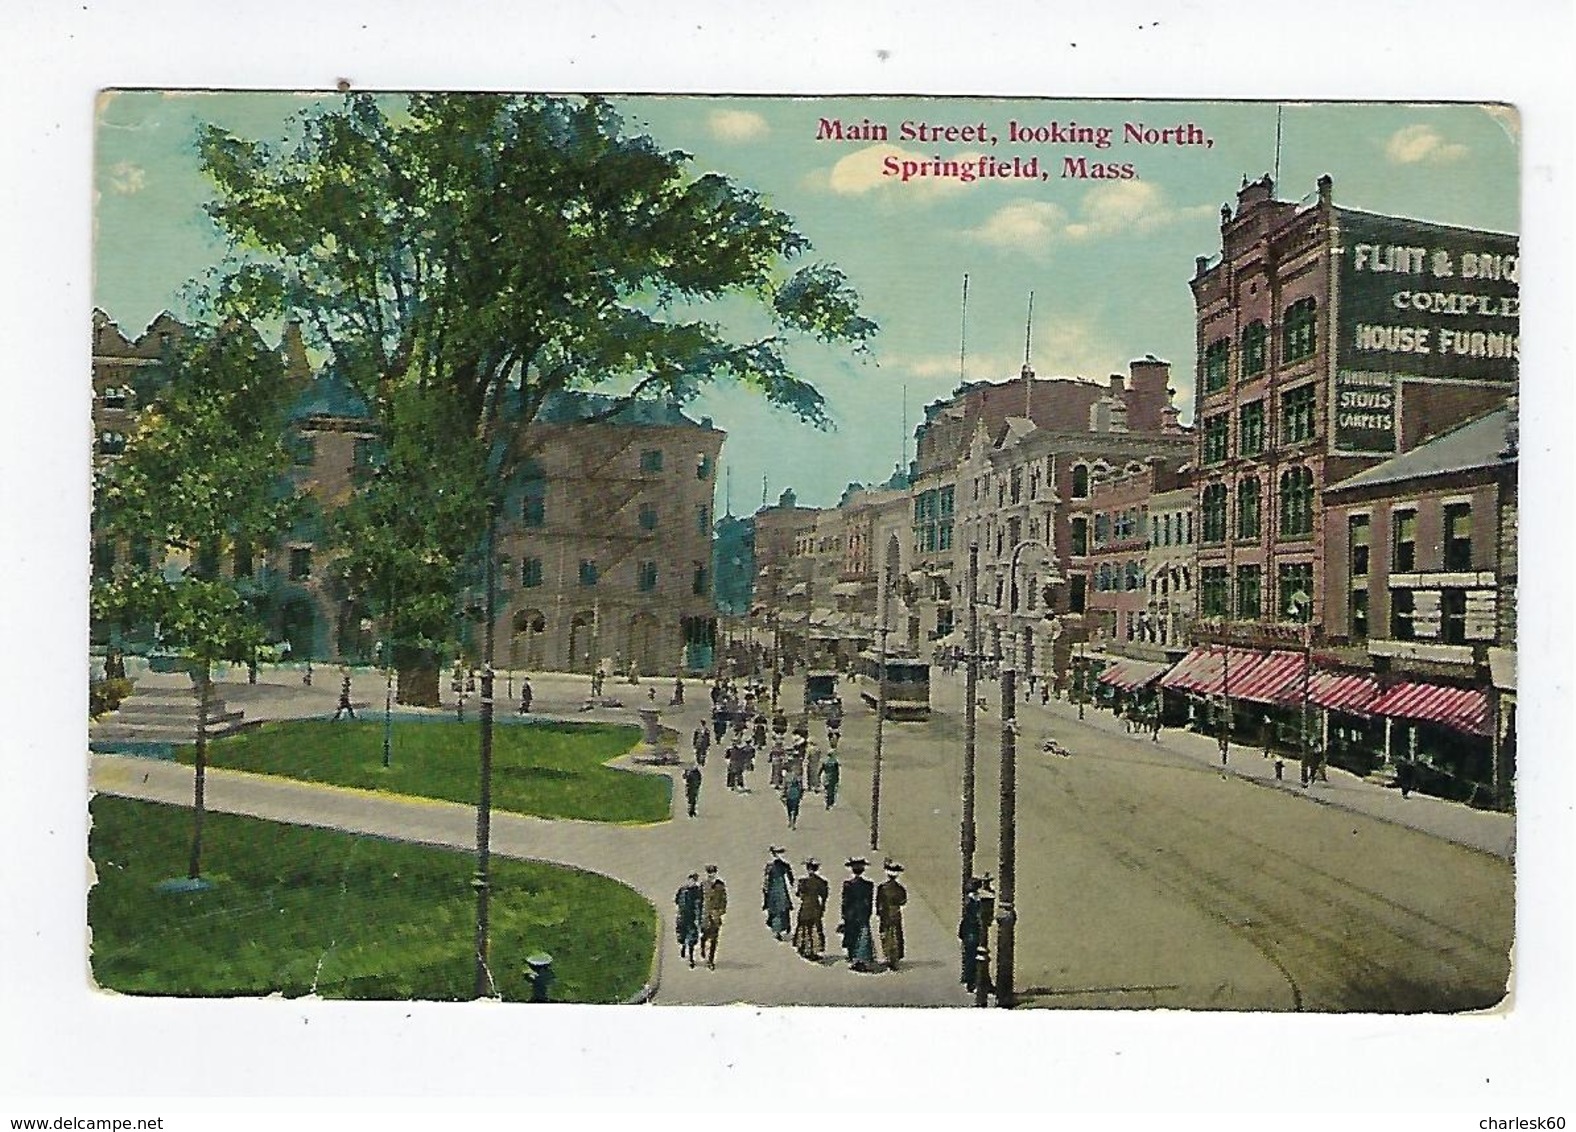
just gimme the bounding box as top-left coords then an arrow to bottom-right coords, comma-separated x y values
1237,478 -> 1261,540
1200,566 -> 1229,617
1241,321 -> 1268,376
233,541 -> 254,579
1278,562 -> 1314,621
290,433 -> 316,466
639,503 -> 659,532
1393,509 -> 1417,572
696,455 -> 711,480
1279,466 -> 1314,538
98,431 -> 128,456
522,557 -> 544,588
696,506 -> 710,536
579,560 -> 599,587
1203,338 -> 1230,393
1238,400 -> 1265,456
1010,467 -> 1023,505
1444,503 -> 1473,571
1092,513 -> 1110,547
693,565 -> 709,596
289,547 -> 312,581
938,522 -> 953,551
638,561 -> 658,593
1282,384 -> 1316,445
130,537 -> 152,570
1349,514 -> 1371,578
1069,575 -> 1087,613
1390,588 -> 1415,640
1202,413 -> 1229,464
1442,588 -> 1468,644
102,386 -> 129,409
1202,484 -> 1228,544
1071,464 -> 1089,499
522,485 -> 546,528
1125,562 -> 1143,592
1351,589 -> 1369,642
640,449 -> 664,473
1236,565 -> 1262,619
1284,297 -> 1318,363
1069,517 -> 1088,556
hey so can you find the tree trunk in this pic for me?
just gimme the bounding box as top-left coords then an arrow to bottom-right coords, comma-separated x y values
395,647 -> 440,707
187,659 -> 210,880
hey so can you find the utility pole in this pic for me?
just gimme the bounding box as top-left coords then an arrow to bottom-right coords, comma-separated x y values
473,503 -> 498,1000
870,551 -> 891,851
961,543 -> 979,901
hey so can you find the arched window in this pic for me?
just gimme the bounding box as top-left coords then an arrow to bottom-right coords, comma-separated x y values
1071,464 -> 1090,499
1236,478 -> 1261,540
1279,466 -> 1314,537
1284,298 -> 1318,363
1241,320 -> 1268,375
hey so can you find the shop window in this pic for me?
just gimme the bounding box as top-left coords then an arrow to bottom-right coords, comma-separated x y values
1444,503 -> 1473,571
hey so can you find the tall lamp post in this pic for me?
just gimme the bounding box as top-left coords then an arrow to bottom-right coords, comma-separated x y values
870,536 -> 897,852
1287,590 -> 1314,778
997,538 -> 1050,1007
961,543 -> 980,903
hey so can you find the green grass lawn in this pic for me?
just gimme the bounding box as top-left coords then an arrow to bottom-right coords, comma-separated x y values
175,719 -> 670,823
88,795 -> 656,1002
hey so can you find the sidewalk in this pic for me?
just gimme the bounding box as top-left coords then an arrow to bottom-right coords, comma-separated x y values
90,664 -> 975,1008
939,667 -> 1516,861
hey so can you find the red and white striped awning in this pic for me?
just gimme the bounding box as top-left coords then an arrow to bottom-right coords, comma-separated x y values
1227,650 -> 1308,704
1159,647 -> 1226,694
1097,657 -> 1170,691
1369,681 -> 1491,736
1299,671 -> 1381,716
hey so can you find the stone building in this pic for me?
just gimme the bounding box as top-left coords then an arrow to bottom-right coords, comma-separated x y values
494,392 -> 725,677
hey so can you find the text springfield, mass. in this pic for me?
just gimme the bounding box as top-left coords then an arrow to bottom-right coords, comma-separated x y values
815,117 -> 1215,182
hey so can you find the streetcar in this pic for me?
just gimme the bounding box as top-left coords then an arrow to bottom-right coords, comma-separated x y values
854,650 -> 931,721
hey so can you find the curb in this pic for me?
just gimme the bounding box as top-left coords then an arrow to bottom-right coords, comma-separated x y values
625,913 -> 664,1005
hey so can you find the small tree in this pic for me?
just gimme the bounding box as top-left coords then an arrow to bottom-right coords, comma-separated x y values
92,326 -> 301,879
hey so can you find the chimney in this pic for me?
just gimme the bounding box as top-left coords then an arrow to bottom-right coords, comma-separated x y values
1317,173 -> 1333,207
1195,255 -> 1210,278
1161,387 -> 1185,436
1108,395 -> 1128,434
1108,373 -> 1126,395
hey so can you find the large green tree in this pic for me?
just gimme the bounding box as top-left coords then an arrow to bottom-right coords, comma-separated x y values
92,326 -> 303,880
196,92 -> 876,992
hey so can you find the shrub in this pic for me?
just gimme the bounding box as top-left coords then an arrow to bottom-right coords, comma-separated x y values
90,677 -> 134,719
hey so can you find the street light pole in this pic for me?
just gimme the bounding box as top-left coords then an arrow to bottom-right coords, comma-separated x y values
961,542 -> 979,902
473,502 -> 498,1000
996,538 -> 1047,1007
871,553 -> 891,851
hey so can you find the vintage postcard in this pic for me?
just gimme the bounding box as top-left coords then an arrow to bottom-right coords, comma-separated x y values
86,91 -> 1518,1019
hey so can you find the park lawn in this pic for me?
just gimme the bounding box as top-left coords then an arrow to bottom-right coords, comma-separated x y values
88,795 -> 656,1002
175,718 -> 669,823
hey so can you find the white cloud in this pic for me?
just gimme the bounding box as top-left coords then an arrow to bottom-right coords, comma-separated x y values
965,182 -> 1210,253
708,109 -> 769,143
804,143 -> 974,199
1386,124 -> 1469,165
107,161 -> 147,195
963,201 -> 1069,251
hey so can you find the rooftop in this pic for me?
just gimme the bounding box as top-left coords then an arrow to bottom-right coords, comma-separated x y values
1327,405 -> 1515,493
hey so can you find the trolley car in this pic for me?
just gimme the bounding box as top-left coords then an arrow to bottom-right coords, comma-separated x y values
854,651 -> 931,721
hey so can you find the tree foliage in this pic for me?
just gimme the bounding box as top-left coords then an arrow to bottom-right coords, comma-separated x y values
92,326 -> 302,664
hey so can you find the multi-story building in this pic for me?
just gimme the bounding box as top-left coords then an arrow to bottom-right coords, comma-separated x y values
1167,175 -> 1518,756
1320,400 -> 1517,804
495,392 -> 724,677
1144,481 -> 1196,653
1078,456 -> 1190,652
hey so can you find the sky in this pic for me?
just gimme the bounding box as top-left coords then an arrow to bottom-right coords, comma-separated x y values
94,94 -> 1520,510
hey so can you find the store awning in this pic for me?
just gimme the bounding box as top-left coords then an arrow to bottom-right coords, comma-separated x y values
1368,681 -> 1491,736
1299,671 -> 1381,716
1159,647 -> 1225,694
1227,650 -> 1308,705
1097,657 -> 1170,691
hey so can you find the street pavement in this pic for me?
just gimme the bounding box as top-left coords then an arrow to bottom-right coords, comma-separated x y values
90,664 -> 974,1009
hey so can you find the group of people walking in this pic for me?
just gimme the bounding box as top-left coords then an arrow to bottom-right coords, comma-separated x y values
676,848 -> 908,975
687,712 -> 842,827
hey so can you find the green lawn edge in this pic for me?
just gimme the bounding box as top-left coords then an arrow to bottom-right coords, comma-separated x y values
173,718 -> 672,823
88,795 -> 657,1003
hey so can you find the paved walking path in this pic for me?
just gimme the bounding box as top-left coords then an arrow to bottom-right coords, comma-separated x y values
90,664 -> 973,1008
941,667 -> 1516,861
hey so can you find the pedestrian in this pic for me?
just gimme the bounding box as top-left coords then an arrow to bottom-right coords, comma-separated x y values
303,660 -> 313,687
1397,758 -> 1415,799
333,669 -> 356,721
712,705 -> 727,743
821,749 -> 841,809
806,733 -> 823,792
772,670 -> 782,702
838,857 -> 877,972
517,675 -> 533,714
786,734 -> 806,784
768,739 -> 786,788
671,677 -> 685,706
700,865 -> 727,970
1313,737 -> 1329,782
682,762 -> 703,818
782,774 -> 804,830
627,660 -> 639,685
958,876 -> 994,992
762,847 -> 795,941
1149,701 -> 1163,742
1041,683 -> 1050,706
691,723 -> 711,767
876,860 -> 908,970
753,715 -> 769,750
674,872 -> 704,968
793,858 -> 829,961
